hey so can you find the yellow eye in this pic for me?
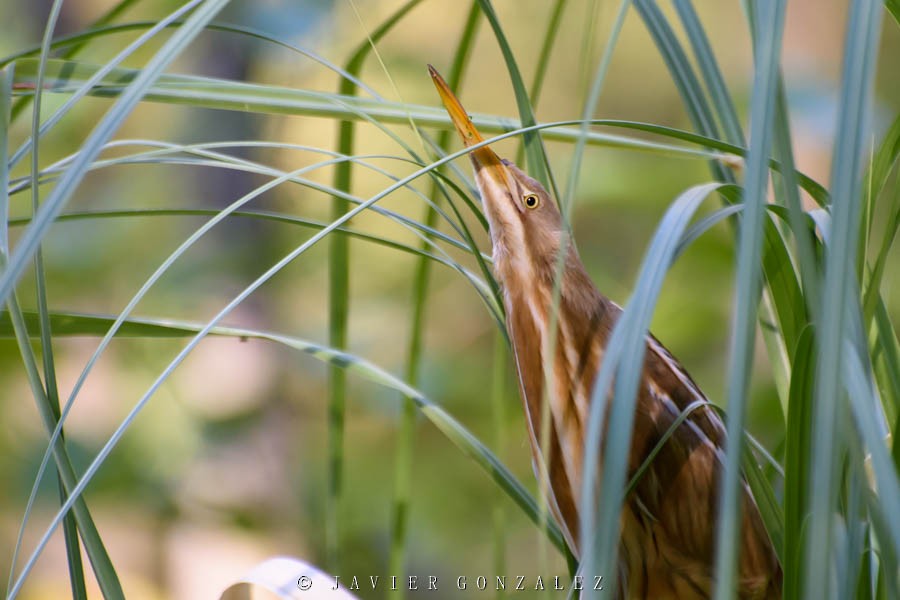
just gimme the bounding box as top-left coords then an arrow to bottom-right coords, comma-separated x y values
524,193 -> 540,209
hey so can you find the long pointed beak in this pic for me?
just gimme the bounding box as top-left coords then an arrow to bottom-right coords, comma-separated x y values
428,65 -> 508,186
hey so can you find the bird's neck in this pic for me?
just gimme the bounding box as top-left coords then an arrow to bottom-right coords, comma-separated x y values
499,254 -> 610,413
497,245 -> 613,550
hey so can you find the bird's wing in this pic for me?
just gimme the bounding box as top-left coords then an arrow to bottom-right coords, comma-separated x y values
619,335 -> 781,598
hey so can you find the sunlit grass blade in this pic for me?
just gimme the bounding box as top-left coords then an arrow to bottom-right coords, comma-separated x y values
805,1 -> 885,598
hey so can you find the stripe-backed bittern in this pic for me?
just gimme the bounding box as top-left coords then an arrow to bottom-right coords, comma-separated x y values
429,66 -> 781,599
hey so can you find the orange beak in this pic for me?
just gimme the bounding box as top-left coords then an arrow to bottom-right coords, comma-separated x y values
428,65 -> 506,176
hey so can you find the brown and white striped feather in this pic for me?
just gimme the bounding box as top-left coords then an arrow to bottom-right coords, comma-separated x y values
503,281 -> 781,599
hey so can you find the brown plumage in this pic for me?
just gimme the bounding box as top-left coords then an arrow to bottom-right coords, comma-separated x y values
430,66 -> 782,599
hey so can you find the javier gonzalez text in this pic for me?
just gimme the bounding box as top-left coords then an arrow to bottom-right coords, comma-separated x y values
315,575 -> 603,592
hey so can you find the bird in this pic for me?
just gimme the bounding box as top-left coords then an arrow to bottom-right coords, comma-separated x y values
428,65 -> 781,599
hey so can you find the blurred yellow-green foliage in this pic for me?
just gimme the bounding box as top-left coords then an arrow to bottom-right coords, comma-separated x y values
1,0 -> 899,598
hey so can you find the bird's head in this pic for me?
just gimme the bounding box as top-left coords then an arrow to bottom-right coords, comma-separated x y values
429,66 -> 567,282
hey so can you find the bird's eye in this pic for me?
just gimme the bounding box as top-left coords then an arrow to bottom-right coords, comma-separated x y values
524,194 -> 540,209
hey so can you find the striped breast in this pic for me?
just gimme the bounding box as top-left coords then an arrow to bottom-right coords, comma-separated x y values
503,276 -> 781,599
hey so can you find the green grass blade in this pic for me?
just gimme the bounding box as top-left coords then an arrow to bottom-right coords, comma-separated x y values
27,2 -> 88,596
490,329 -> 509,591
6,0 -> 143,122
0,20 -> 380,99
476,0 -> 557,198
624,399 -> 708,497
2,292 -> 125,600
18,124 -> 503,600
844,345 -> 900,564
740,432 -> 785,566
8,1 -> 206,171
560,0 -> 628,218
527,0 -> 567,109
580,182 -> 733,597
51,0 -> 142,58
862,112 -> 900,323
772,81 -> 822,318
12,59 -> 836,189
7,206 -> 496,297
1,66 -> 10,253
865,111 -> 900,209
714,2 -> 786,594
327,0 -> 424,568
633,0 -> 726,186
0,0 -> 231,308
673,0 -> 745,146
886,0 -> 900,26
0,310 -> 570,576
390,3 -> 481,585
784,326 -> 816,599
805,1 -> 885,597
873,299 -> 900,437
512,0 -> 568,167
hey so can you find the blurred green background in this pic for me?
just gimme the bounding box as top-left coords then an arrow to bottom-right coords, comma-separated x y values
1,0 -> 898,598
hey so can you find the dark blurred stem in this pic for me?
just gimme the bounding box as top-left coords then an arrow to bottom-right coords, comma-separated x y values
328,0 -> 425,574
328,118 -> 351,573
